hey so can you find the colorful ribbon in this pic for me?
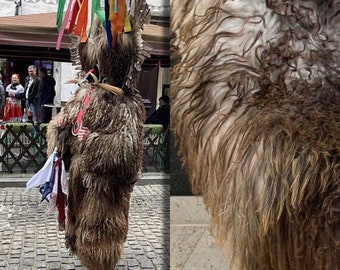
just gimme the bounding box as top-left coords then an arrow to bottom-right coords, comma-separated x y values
56,0 -> 132,50
56,0 -> 74,50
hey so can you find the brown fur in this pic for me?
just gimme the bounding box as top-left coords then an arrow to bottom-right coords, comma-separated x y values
171,1 -> 340,269
47,8 -> 148,269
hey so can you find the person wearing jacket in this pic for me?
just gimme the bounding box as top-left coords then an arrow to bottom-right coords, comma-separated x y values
24,65 -> 41,124
145,95 -> 170,130
38,67 -> 56,123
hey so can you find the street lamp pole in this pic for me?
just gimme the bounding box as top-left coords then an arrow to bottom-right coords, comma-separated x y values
14,0 -> 22,16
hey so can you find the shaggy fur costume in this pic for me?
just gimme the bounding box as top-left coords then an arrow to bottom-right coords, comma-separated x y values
171,1 -> 340,269
46,4 -> 149,268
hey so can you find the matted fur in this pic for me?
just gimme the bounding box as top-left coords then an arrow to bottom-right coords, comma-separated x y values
46,9 -> 147,269
171,0 -> 340,269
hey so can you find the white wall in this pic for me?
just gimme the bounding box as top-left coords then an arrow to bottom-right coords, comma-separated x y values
1,0 -> 57,17
0,0 -> 169,17
53,62 -> 78,104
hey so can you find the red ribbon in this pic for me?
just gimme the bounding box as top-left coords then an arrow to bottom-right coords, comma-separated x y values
56,160 -> 66,231
72,86 -> 94,136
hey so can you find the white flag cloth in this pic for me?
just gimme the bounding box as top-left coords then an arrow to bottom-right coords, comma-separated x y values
25,151 -> 68,199
26,152 -> 55,192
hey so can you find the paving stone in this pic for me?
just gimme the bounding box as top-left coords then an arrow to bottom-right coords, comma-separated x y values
133,249 -> 145,256
146,252 -> 159,260
152,257 -> 167,265
47,262 -> 62,269
36,255 -> 46,262
61,264 -> 76,270
0,184 -> 169,269
138,256 -> 155,269
127,258 -> 139,267
155,265 -> 169,270
8,258 -> 20,264
20,258 -> 34,266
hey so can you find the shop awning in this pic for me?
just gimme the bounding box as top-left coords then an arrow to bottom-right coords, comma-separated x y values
0,12 -> 170,66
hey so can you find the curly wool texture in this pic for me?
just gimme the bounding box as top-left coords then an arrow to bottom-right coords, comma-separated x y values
171,0 -> 340,269
47,15 -> 145,270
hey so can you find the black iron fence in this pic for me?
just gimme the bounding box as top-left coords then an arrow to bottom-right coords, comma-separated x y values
0,123 -> 169,174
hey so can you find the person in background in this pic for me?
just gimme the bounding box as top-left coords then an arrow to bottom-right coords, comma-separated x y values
38,67 -> 56,123
0,73 -> 5,118
3,74 -> 24,122
24,65 -> 41,124
145,95 -> 170,129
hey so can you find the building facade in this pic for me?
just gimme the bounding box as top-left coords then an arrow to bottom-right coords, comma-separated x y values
0,0 -> 170,117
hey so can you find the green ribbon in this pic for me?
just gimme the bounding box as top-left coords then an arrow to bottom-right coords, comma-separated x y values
87,0 -> 105,38
56,0 -> 66,30
93,0 -> 105,25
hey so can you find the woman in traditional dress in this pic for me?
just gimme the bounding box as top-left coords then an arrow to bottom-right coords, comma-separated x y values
4,73 -> 24,122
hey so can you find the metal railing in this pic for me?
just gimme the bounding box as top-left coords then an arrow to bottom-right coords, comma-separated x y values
0,123 -> 169,174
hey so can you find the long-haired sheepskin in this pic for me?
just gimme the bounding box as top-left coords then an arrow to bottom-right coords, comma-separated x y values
171,1 -> 340,269
46,2 -> 149,268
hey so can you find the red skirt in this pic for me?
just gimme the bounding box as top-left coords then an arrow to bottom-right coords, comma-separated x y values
3,100 -> 23,121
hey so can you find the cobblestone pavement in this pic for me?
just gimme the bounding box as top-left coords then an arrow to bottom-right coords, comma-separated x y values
0,184 -> 170,270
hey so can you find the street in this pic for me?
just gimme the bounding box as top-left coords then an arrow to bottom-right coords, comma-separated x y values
0,183 -> 169,270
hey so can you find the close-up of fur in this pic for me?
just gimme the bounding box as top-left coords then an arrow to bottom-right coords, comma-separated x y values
46,1 -> 150,269
171,0 -> 340,269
